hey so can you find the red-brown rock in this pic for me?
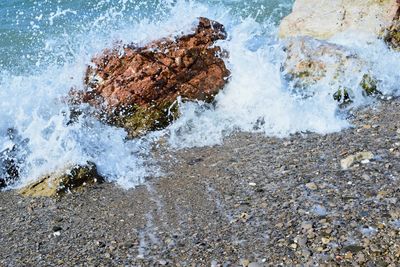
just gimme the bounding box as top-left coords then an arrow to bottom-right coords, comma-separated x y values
73,17 -> 230,137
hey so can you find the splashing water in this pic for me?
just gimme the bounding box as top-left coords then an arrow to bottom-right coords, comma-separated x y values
1,0 -> 400,188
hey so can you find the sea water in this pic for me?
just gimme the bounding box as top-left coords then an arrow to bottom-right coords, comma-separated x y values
1,0 -> 399,188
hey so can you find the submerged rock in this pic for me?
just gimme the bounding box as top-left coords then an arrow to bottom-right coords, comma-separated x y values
278,1 -> 397,104
0,128 -> 28,189
384,20 -> 400,50
71,17 -> 230,138
279,0 -> 400,42
0,150 -> 18,189
283,37 -> 380,103
19,162 -> 104,198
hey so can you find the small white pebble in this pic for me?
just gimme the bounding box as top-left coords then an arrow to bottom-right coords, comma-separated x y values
53,231 -> 61,237
347,181 -> 353,185
361,159 -> 370,164
249,182 -> 257,187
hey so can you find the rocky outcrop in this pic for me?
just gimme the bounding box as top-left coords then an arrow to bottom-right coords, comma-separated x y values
71,17 -> 230,138
278,1 -> 391,103
19,162 -> 104,198
283,37 -> 380,103
279,0 -> 400,42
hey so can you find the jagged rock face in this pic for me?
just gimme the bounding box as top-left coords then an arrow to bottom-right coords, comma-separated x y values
19,162 -> 104,198
279,0 -> 400,41
72,17 -> 230,138
283,37 -> 379,103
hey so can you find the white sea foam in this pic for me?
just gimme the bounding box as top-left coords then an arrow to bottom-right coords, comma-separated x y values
1,0 -> 399,189
168,18 -> 348,148
168,8 -> 400,148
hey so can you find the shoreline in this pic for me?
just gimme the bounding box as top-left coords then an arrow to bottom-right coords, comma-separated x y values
1,98 -> 400,266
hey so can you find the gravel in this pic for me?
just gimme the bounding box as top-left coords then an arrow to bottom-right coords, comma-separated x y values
1,98 -> 400,266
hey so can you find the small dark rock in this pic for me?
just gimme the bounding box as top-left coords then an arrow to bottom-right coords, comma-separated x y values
52,226 -> 62,232
342,245 -> 364,253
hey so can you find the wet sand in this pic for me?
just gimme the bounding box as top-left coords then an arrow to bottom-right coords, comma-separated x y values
1,99 -> 400,266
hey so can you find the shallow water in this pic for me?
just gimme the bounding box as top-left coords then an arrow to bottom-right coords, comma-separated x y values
1,0 -> 400,188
